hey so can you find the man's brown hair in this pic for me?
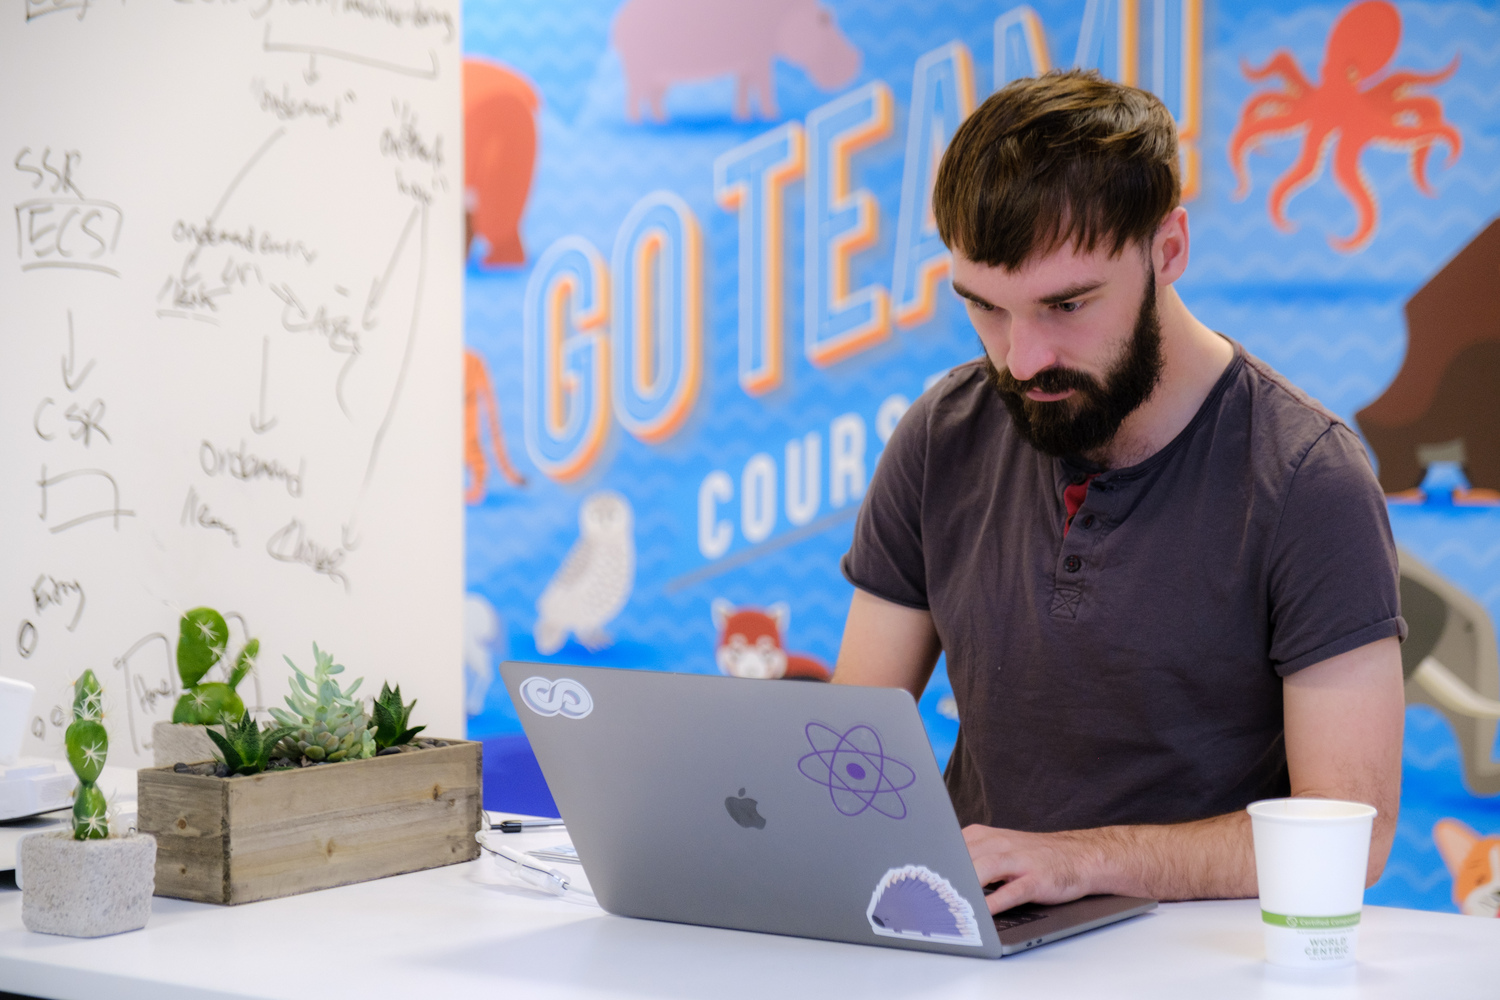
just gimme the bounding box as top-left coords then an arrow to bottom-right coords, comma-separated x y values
933,70 -> 1180,271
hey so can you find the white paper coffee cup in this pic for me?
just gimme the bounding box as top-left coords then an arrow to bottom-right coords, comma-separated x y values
1247,798 -> 1376,967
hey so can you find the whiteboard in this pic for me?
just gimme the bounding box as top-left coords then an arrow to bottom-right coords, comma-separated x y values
1,0 -> 464,767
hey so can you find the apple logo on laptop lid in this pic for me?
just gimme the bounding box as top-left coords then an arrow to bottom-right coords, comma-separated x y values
725,788 -> 767,829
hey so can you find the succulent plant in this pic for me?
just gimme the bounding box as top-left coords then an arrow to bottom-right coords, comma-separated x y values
66,670 -> 110,840
268,644 -> 375,763
171,607 -> 258,726
205,713 -> 296,776
369,682 -> 425,751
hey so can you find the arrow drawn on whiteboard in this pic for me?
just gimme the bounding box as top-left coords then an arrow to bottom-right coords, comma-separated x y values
250,336 -> 278,434
62,310 -> 95,391
262,24 -> 439,80
160,128 -> 286,322
198,128 -> 286,270
344,204 -> 429,551
363,206 -> 421,331
331,203 -> 419,421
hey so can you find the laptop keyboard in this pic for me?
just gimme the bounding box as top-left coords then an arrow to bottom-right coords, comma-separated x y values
992,908 -> 1048,930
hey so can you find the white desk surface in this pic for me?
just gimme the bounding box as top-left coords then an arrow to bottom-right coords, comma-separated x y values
2,819 -> 1498,1000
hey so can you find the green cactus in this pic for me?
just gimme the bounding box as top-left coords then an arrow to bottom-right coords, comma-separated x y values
72,669 -> 103,723
205,713 -> 297,776
369,682 -> 425,751
268,644 -> 375,763
171,608 -> 256,725
65,670 -> 110,840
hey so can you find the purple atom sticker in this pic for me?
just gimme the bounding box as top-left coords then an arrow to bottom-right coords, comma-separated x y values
797,722 -> 916,819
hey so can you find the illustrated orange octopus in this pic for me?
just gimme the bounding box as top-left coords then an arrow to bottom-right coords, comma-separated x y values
1228,0 -> 1461,253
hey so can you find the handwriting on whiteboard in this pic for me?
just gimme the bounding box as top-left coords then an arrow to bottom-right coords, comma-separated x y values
6,0 -> 460,767
14,148 -> 123,276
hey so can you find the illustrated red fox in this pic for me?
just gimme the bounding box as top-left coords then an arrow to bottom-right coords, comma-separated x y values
1434,819 -> 1500,917
711,599 -> 830,681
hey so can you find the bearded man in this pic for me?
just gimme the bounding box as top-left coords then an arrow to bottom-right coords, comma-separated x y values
834,70 -> 1406,913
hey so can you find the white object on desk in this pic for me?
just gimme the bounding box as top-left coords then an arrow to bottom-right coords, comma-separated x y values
0,765 -> 138,872
1249,797 -> 1376,968
0,679 -> 77,824
0,761 -> 76,823
473,831 -> 595,906
0,677 -> 34,765
531,844 -> 580,865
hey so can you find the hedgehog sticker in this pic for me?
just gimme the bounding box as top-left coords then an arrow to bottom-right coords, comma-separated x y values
866,865 -> 982,946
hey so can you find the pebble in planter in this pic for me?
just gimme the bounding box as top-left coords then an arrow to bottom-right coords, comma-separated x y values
153,607 -> 259,767
21,670 -> 156,937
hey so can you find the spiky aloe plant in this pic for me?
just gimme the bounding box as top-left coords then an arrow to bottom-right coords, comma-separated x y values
268,644 -> 375,763
66,670 -> 109,840
206,713 -> 296,776
171,607 -> 257,726
369,682 -> 425,751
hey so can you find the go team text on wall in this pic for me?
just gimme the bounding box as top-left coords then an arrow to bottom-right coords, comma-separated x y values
523,1 -> 1202,483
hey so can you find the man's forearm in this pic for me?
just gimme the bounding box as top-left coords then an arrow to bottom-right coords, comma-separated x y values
972,796 -> 1395,913
965,810 -> 1259,912
1077,811 -> 1257,901
1076,789 -> 1396,901
1068,639 -> 1407,904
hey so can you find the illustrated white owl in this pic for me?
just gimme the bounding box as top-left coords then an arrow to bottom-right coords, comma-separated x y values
533,491 -> 635,654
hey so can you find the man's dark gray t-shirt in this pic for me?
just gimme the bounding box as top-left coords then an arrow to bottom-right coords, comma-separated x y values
842,342 -> 1405,832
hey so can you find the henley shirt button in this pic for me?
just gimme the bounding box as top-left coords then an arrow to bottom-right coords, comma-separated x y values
1081,515 -> 1095,528
1064,555 -> 1082,573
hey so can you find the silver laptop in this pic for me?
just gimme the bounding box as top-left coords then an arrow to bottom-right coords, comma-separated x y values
500,662 -> 1155,958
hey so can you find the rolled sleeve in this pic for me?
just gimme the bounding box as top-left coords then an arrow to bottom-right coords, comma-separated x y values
1266,425 -> 1407,677
841,392 -> 931,610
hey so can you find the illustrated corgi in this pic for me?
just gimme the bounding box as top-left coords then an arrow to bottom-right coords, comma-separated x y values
711,599 -> 830,681
1433,818 -> 1500,917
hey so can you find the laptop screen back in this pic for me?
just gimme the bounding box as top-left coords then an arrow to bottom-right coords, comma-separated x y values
500,662 -> 1004,957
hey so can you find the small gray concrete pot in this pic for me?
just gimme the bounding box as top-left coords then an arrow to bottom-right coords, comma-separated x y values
19,831 -> 156,937
152,720 -> 218,767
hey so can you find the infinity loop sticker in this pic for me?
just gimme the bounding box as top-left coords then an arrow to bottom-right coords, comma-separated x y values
519,676 -> 594,719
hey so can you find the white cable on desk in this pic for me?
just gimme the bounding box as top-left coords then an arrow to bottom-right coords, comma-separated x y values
474,831 -> 597,906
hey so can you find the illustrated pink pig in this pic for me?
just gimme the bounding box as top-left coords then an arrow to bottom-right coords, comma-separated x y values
613,0 -> 861,122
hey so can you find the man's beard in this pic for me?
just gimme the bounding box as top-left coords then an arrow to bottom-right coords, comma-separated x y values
984,268 -> 1165,460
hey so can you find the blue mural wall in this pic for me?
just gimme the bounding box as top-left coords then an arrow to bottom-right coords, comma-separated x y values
461,0 -> 1500,916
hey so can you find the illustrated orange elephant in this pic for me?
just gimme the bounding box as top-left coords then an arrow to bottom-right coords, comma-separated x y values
465,349 -> 526,503
464,59 -> 539,267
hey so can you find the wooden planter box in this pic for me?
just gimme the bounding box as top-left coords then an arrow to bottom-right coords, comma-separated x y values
137,739 -> 482,905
